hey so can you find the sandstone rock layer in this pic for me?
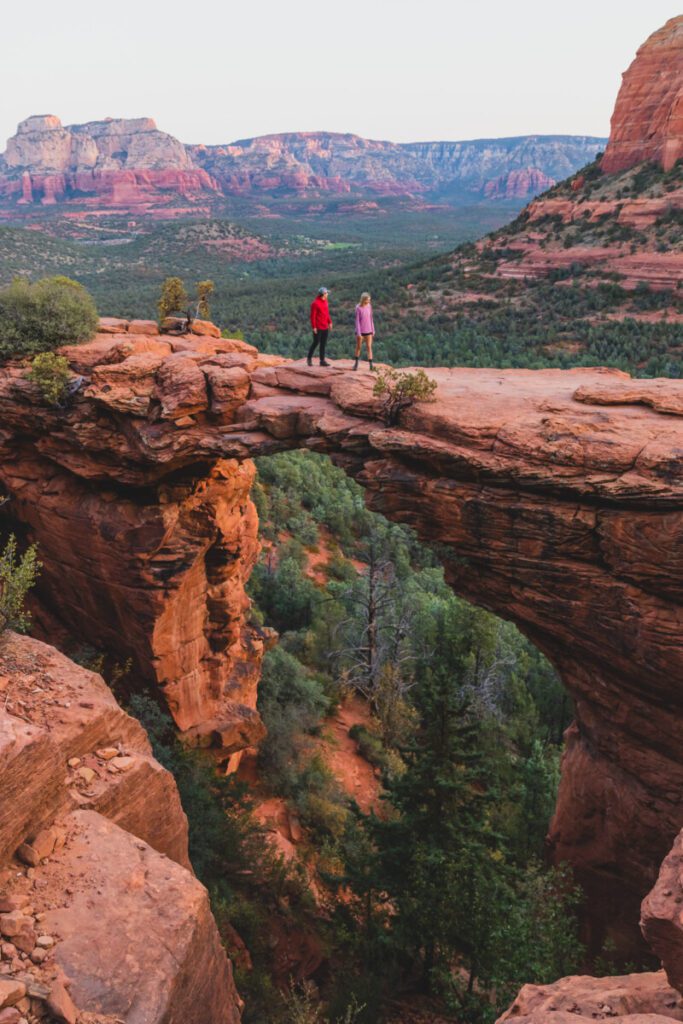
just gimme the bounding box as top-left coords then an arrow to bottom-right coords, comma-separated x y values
0,116 -> 603,212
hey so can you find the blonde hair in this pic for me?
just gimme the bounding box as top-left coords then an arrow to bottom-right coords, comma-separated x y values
359,292 -> 371,304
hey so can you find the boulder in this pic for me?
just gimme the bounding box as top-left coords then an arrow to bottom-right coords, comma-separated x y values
190,318 -> 222,339
127,319 -> 160,336
42,811 -> 242,1024
97,317 -> 129,334
641,828 -> 683,993
497,970 -> 683,1022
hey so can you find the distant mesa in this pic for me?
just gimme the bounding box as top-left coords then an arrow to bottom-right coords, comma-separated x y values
0,114 -> 218,207
601,15 -> 683,174
0,115 -> 605,215
189,131 -> 605,203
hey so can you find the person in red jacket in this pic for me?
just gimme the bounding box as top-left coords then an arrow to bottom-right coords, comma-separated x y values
308,287 -> 333,366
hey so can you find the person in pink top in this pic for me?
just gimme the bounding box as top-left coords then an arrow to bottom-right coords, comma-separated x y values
353,292 -> 375,371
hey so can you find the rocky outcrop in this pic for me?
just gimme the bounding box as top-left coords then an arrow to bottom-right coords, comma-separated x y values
602,17 -> 683,174
642,829 -> 683,994
0,330 -> 276,765
1,327 -> 682,955
423,18 -> 683,299
0,630 -> 241,1023
0,115 -> 217,206
497,971 -> 683,1023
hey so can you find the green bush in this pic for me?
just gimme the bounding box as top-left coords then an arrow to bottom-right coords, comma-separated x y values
0,275 -> 98,360
27,351 -> 72,405
348,724 -> 387,770
257,647 -> 331,792
0,534 -> 41,633
299,792 -> 350,840
372,367 -> 438,426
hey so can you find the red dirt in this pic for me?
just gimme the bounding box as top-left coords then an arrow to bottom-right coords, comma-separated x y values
314,695 -> 383,815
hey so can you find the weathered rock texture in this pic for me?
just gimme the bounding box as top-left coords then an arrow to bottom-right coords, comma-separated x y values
0,630 -> 241,1023
483,166 -> 554,200
642,828 -> 683,994
0,329 -> 279,762
602,17 -> 683,174
497,970 -> 683,1023
1,327 -> 682,954
0,115 -> 217,206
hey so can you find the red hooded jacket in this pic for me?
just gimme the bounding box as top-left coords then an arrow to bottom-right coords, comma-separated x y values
310,295 -> 332,330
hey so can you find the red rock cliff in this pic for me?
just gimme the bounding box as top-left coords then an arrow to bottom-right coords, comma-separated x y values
0,630 -> 242,1023
602,16 -> 683,174
1,326 -> 682,956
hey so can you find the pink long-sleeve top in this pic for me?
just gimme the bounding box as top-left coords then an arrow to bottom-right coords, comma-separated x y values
355,303 -> 375,335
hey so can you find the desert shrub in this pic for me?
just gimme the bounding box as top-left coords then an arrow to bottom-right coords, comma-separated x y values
250,554 -> 319,633
372,367 -> 438,425
197,279 -> 215,319
257,647 -> 330,792
27,351 -> 72,405
299,792 -> 350,840
348,723 -> 388,771
0,276 -> 98,360
0,535 -> 41,633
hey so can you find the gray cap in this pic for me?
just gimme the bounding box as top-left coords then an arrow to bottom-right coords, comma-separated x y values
317,287 -> 329,296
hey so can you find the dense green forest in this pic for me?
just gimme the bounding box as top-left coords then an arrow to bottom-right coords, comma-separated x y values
127,450 -> 587,1024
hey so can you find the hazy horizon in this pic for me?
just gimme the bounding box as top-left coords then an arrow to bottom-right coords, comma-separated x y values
2,2 -> 680,152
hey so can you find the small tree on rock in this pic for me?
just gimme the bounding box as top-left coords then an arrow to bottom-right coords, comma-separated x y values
158,277 -> 189,321
157,277 -> 215,326
0,534 -> 41,633
372,368 -> 437,426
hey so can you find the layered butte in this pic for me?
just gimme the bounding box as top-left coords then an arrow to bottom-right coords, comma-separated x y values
0,115 -> 218,207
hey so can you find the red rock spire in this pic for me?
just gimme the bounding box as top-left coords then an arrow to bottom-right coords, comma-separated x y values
602,15 -> 683,174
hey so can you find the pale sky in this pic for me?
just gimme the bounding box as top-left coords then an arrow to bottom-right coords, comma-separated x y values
1,1 -> 681,150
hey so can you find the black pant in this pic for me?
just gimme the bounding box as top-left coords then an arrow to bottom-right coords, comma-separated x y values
308,329 -> 329,363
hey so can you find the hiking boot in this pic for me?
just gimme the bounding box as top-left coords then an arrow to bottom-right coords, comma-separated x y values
352,358 -> 359,371
307,357 -> 313,366
369,359 -> 374,371
320,360 -> 330,367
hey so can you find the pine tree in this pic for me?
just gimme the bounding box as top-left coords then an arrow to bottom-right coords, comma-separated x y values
372,668 -> 509,995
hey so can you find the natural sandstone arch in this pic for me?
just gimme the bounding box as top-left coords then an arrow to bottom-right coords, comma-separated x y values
1,329 -> 682,955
